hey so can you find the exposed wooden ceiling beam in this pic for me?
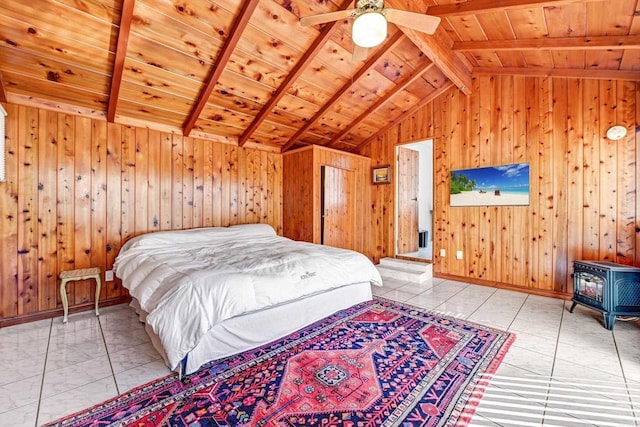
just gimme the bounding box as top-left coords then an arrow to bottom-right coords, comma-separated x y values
385,0 -> 472,95
354,82 -> 455,154
183,0 -> 261,136
0,70 -> 7,103
474,67 -> 640,81
454,35 -> 640,51
280,32 -> 404,153
426,0 -> 607,18
327,61 -> 435,148
106,0 -> 134,123
398,28 -> 472,94
238,0 -> 354,147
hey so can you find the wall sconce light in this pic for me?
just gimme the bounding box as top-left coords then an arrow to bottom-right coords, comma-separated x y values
606,125 -> 628,141
0,104 -> 6,182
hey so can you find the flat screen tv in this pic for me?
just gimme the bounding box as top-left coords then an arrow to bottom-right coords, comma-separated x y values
450,163 -> 530,207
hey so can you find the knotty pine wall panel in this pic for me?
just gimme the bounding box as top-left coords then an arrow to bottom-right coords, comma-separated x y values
282,147 -> 314,244
315,146 -> 371,256
0,103 -> 283,323
363,76 -> 639,296
282,146 -> 372,258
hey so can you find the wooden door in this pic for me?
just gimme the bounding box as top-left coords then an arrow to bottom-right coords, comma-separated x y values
397,147 -> 419,254
321,165 -> 355,250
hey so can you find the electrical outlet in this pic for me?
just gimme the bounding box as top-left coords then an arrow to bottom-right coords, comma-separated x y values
456,250 -> 463,260
105,270 -> 114,281
439,249 -> 446,257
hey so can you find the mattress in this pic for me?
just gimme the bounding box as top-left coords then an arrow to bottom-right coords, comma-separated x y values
116,224 -> 382,372
134,281 -> 373,374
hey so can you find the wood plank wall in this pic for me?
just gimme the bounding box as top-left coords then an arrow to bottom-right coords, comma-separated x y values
314,146 -> 371,257
283,145 -> 372,258
283,147 -> 315,244
362,76 -> 639,296
0,103 -> 283,324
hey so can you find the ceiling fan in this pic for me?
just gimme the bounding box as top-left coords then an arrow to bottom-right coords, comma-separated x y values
300,0 -> 441,60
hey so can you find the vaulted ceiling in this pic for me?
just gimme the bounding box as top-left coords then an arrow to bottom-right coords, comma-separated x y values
1,0 -> 639,154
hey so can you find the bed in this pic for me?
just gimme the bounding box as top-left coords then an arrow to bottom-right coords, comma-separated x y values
114,223 -> 383,375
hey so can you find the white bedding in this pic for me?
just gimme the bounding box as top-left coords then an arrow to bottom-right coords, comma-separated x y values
114,224 -> 382,370
135,282 -> 372,374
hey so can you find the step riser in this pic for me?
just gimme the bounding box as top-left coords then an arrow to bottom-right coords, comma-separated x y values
376,265 -> 432,284
377,257 -> 433,284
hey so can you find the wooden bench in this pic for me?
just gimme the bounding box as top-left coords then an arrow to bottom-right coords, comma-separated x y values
59,267 -> 102,323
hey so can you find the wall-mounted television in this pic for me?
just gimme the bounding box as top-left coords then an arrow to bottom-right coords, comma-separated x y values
450,163 -> 530,206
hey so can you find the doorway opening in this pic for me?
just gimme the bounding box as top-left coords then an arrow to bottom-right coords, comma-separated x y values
395,140 -> 433,261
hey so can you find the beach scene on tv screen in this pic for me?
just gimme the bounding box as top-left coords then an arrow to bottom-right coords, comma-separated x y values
450,163 -> 530,206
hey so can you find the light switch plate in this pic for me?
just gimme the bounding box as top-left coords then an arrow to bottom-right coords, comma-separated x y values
456,250 -> 463,260
105,270 -> 114,281
439,249 -> 446,257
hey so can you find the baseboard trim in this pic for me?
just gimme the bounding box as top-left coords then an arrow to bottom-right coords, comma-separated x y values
2,275 -> 571,327
0,296 -> 132,328
433,273 -> 573,300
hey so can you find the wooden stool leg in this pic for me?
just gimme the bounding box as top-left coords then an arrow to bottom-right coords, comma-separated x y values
94,275 -> 101,317
60,279 -> 69,324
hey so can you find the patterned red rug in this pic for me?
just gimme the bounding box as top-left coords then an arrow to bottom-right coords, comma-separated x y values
45,298 -> 515,426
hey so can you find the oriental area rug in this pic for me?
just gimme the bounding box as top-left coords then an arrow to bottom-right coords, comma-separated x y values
45,298 -> 515,427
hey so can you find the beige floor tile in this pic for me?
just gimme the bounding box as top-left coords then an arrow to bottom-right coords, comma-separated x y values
37,377 -> 117,425
109,342 -> 163,374
0,374 -> 43,413
0,402 -> 38,427
0,352 -> 46,387
114,359 -> 172,394
41,354 -> 113,399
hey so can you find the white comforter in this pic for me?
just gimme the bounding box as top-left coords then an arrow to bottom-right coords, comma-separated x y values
114,224 -> 382,370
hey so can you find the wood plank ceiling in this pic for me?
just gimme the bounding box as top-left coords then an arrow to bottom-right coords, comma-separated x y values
0,0 -> 639,154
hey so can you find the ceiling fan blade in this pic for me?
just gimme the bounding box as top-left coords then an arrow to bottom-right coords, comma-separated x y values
352,44 -> 369,61
300,9 -> 355,27
384,9 -> 441,34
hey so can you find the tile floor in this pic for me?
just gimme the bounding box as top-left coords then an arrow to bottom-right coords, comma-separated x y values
0,277 -> 638,426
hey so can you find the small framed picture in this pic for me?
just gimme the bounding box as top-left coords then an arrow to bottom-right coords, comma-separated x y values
372,165 -> 391,184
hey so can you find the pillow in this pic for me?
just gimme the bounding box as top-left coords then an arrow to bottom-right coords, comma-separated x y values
119,223 -> 277,253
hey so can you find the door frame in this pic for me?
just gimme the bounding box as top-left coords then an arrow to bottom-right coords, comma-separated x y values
394,139 -> 434,260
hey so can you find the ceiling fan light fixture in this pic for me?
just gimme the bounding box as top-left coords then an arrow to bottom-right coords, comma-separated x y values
352,11 -> 387,48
